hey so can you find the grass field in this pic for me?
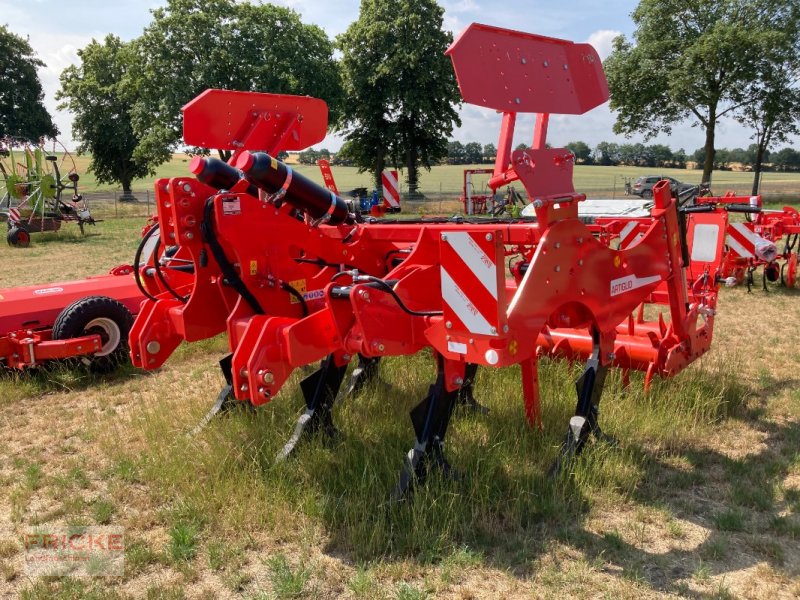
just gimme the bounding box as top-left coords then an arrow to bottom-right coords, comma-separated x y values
47,153 -> 800,203
0,217 -> 799,599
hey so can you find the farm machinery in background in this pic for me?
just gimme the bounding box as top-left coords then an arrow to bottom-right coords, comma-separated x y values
129,23 -> 731,498
318,158 -> 401,216
0,140 -> 97,247
0,265 -> 142,371
705,194 -> 798,291
593,192 -> 799,292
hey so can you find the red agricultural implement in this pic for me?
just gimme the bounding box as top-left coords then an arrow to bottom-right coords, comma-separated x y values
318,159 -> 401,216
129,23 -> 729,497
697,194 -> 798,291
0,266 -> 142,370
1,143 -> 97,248
594,192 -> 799,292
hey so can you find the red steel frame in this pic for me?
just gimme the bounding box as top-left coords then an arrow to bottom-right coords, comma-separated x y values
129,23 -> 730,493
696,194 -> 799,289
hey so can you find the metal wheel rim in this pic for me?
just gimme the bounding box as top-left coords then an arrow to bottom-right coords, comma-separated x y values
84,317 -> 122,357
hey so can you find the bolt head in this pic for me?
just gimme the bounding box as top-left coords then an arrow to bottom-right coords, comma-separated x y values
182,183 -> 192,192
445,321 -> 453,329
262,372 -> 274,384
146,341 -> 161,354
485,233 -> 493,242
454,377 -> 464,386
378,344 -> 385,352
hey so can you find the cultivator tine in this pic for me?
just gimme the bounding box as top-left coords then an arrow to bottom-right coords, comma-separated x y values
549,331 -> 612,477
341,354 -> 382,399
276,354 -> 347,462
189,384 -> 236,436
393,356 -> 460,501
457,363 -> 489,414
189,355 -> 251,436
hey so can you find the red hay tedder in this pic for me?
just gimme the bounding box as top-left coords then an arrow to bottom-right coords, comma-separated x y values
129,23 -> 734,498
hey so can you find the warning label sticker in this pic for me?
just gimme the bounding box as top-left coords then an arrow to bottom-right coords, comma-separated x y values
222,196 -> 241,215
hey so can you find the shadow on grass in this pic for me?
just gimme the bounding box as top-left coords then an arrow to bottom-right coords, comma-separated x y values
109,351 -> 795,598
0,359 -> 148,402
567,414 -> 800,598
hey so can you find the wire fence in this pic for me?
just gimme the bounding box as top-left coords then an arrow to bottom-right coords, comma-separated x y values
81,175 -> 800,221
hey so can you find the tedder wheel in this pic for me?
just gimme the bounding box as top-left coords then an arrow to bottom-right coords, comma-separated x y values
52,296 -> 134,373
785,253 -> 797,288
7,225 -> 31,248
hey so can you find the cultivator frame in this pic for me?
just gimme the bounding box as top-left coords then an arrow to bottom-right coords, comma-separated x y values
129,23 -> 729,496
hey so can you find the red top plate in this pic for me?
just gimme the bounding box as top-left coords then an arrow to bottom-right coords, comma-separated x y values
182,89 -> 328,152
446,23 -> 609,114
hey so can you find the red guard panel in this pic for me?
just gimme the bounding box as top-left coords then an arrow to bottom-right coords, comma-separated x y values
446,23 -> 609,114
182,89 -> 328,152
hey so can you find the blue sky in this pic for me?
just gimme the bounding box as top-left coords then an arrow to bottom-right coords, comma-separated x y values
1,0 -> 790,154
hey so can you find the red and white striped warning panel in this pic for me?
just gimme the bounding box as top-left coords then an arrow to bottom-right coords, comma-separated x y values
7,207 -> 21,223
317,159 -> 339,195
439,230 -> 504,338
618,221 -> 643,249
382,170 -> 400,208
726,222 -> 777,261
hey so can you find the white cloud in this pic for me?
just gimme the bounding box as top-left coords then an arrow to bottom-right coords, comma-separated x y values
586,29 -> 621,61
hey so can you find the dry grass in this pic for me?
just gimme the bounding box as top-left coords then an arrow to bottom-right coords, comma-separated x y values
0,210 -> 799,599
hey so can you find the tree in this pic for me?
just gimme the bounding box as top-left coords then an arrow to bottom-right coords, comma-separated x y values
298,149 -> 319,165
594,142 -> 620,166
126,0 -> 341,166
338,0 -> 461,194
772,147 -> 800,170
482,143 -> 497,163
464,141 -> 483,164
672,148 -> 687,169
446,140 -> 465,164
0,25 -> 57,142
736,57 -> 800,192
565,141 -> 592,164
58,36 -> 153,198
604,0 -> 791,184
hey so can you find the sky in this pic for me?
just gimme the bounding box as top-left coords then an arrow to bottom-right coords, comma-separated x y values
1,0 -> 794,154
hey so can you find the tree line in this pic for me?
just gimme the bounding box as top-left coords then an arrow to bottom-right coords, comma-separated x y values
2,0 -> 799,197
2,0 -> 458,197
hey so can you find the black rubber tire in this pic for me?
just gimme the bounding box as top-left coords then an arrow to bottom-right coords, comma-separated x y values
641,189 -> 653,199
7,226 -> 31,248
52,296 -> 134,373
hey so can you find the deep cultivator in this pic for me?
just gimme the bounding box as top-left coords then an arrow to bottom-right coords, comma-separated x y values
129,23 -> 730,497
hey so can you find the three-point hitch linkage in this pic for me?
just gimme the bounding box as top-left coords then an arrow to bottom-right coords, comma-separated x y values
129,23 -> 729,498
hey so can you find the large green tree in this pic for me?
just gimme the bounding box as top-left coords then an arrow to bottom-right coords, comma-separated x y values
604,0 -> 792,183
58,36 -> 153,197
126,0 -> 341,164
736,63 -> 800,194
338,0 -> 461,194
0,25 -> 57,142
